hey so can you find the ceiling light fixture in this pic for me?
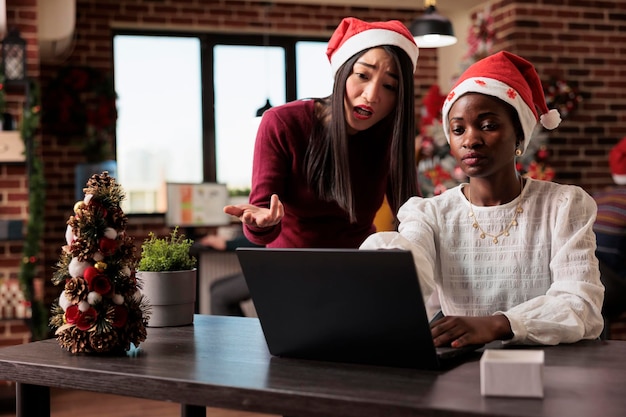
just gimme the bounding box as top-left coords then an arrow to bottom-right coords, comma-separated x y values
255,2 -> 273,117
409,0 -> 458,48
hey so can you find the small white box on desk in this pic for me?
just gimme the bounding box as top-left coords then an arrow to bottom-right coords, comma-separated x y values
480,349 -> 544,398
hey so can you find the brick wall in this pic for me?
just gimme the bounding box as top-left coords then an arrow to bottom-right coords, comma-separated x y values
1,0 -> 625,342
0,167 -> 28,285
0,0 -> 39,342
487,0 -> 626,191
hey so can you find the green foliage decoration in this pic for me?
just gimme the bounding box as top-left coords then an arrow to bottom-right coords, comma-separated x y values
18,80 -> 47,341
0,73 -> 5,114
138,227 -> 197,272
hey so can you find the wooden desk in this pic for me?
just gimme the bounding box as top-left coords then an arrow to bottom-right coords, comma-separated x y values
0,315 -> 625,417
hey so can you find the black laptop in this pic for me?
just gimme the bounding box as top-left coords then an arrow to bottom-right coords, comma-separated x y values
236,247 -> 481,370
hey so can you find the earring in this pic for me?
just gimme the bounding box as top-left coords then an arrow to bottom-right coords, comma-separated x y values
515,148 -> 522,156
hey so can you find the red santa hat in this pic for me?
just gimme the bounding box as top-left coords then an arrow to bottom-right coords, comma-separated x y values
441,51 -> 562,155
326,17 -> 419,76
609,137 -> 626,185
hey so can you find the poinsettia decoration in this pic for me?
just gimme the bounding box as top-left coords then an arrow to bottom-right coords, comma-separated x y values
417,85 -> 466,196
517,140 -> 557,181
463,5 -> 495,63
43,66 -> 117,163
49,172 -> 150,354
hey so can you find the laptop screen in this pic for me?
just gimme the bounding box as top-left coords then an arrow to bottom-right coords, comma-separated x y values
236,247 -> 450,369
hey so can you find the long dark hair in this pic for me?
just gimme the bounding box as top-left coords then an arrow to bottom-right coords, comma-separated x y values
304,45 -> 418,223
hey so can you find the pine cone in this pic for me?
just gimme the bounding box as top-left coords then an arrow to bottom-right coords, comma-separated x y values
57,326 -> 90,354
109,206 -> 128,230
64,277 -> 88,304
121,323 -> 148,351
69,238 -> 93,261
90,329 -> 120,353
84,171 -> 115,195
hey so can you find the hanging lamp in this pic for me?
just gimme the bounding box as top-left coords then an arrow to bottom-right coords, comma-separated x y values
256,98 -> 272,117
409,0 -> 457,48
255,3 -> 273,117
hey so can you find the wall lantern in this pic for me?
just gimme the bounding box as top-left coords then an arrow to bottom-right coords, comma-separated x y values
2,29 -> 27,84
409,0 -> 458,48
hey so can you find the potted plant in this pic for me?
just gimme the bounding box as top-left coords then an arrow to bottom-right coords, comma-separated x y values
137,227 -> 197,327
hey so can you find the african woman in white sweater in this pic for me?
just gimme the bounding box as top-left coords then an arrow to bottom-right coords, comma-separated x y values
361,51 -> 604,348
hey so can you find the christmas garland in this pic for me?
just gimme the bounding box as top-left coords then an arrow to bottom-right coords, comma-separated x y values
18,80 -> 47,340
0,73 -> 5,114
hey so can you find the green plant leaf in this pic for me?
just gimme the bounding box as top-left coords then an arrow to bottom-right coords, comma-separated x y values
138,226 -> 197,272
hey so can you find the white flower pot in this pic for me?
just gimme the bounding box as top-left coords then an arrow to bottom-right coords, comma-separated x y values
137,269 -> 197,327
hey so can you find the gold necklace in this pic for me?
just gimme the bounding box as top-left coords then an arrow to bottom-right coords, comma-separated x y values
467,177 -> 525,244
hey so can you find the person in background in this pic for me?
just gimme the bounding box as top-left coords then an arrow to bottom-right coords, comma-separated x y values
224,17 -> 420,248
361,51 -> 604,347
594,137 -> 626,280
199,233 -> 257,252
593,137 -> 626,320
199,233 -> 262,316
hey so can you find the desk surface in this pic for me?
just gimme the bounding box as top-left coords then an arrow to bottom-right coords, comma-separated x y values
0,315 -> 624,417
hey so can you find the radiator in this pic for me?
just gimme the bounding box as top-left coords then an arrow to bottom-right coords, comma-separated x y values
197,251 -> 247,315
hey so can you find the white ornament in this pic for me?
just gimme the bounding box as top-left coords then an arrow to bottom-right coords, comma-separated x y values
87,291 -> 102,305
68,257 -> 89,278
59,292 -> 71,310
65,225 -> 75,246
78,300 -> 90,312
112,293 -> 124,305
104,227 -> 117,239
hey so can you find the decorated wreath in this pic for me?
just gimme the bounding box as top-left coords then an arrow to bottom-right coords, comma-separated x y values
43,66 -> 117,163
543,77 -> 582,120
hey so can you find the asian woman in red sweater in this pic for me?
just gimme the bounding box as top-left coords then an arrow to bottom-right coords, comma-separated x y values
224,17 -> 420,248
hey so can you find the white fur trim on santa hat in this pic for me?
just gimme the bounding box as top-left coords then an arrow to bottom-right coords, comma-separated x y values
442,77 -> 537,155
329,28 -> 419,76
540,109 -> 562,130
612,174 -> 626,185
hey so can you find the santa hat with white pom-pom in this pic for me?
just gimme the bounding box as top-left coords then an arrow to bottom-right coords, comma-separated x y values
442,51 -> 561,155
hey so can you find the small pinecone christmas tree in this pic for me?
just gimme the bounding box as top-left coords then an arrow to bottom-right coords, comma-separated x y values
50,171 -> 150,354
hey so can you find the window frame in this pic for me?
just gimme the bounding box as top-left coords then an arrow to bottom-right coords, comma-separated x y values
112,29 -> 328,195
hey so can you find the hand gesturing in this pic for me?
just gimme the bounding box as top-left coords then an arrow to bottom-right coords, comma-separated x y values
223,193 -> 284,228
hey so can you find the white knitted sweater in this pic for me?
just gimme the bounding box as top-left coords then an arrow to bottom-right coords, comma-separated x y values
360,178 -> 605,345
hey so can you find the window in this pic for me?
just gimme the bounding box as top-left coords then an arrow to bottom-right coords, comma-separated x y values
213,44 -> 286,191
113,32 -> 331,214
113,35 -> 203,213
295,41 -> 333,99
